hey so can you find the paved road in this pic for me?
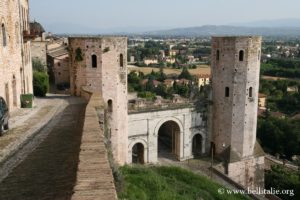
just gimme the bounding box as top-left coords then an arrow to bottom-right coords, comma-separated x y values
0,98 -> 86,200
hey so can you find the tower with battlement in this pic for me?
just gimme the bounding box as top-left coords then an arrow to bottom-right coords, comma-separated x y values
211,36 -> 264,189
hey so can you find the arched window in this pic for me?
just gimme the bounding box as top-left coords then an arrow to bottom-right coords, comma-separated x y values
249,87 -> 253,98
92,55 -> 97,68
239,50 -> 244,61
216,50 -> 220,61
120,54 -> 124,67
107,99 -> 113,112
2,23 -> 7,47
225,87 -> 230,97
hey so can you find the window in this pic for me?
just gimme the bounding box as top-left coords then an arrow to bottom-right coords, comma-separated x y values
258,50 -> 261,60
107,100 -> 113,112
249,87 -> 253,98
57,62 -> 61,67
15,22 -> 19,44
92,55 -> 97,68
239,50 -> 244,61
225,87 -> 229,97
216,50 -> 220,61
120,54 -> 124,67
2,23 -> 7,47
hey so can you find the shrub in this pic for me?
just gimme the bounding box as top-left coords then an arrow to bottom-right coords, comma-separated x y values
33,71 -> 49,97
138,91 -> 156,101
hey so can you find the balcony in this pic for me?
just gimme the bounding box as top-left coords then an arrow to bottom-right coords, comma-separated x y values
23,30 -> 36,42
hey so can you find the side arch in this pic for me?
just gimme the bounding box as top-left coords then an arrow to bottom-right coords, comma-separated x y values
128,138 -> 148,164
191,131 -> 206,156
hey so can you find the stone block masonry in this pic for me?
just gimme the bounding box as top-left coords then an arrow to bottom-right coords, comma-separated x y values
71,93 -> 117,200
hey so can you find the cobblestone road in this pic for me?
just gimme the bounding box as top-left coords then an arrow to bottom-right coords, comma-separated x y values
0,98 -> 86,200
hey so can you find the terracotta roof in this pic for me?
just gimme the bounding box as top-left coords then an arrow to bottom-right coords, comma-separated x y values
48,47 -> 68,58
259,93 -> 267,98
196,74 -> 211,78
141,79 -> 161,86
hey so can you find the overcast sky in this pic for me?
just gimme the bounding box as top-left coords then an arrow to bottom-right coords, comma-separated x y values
29,0 -> 300,33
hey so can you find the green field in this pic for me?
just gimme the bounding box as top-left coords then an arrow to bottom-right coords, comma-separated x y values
118,165 -> 249,200
128,65 -> 211,76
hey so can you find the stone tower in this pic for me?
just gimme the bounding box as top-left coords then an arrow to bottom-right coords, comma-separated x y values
211,36 -> 264,189
69,37 -> 128,164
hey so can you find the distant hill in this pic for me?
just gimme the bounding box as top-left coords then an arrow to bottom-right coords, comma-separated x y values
231,18 -> 300,27
145,25 -> 300,37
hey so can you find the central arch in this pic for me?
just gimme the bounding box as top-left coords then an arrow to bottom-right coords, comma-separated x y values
157,120 -> 181,160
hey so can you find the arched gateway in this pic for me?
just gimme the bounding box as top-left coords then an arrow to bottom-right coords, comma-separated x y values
157,120 -> 181,160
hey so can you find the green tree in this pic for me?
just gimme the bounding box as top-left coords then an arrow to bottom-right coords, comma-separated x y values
265,165 -> 300,200
178,67 -> 192,80
32,58 -> 46,72
157,67 -> 167,82
33,71 -> 49,97
145,76 -> 155,91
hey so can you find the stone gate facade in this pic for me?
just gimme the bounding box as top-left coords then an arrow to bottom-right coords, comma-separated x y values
128,107 -> 209,163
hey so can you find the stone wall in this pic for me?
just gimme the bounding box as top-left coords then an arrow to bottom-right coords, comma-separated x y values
69,37 -> 128,164
31,41 -> 47,66
228,156 -> 265,190
0,0 -> 33,112
71,93 -> 117,200
53,53 -> 69,85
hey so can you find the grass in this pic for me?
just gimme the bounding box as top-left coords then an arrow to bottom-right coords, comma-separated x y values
128,65 -> 211,76
118,165 -> 249,200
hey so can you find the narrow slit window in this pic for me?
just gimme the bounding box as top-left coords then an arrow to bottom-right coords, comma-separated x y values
92,55 -> 97,68
258,50 -> 261,60
249,87 -> 253,98
239,50 -> 244,61
216,50 -> 220,61
120,54 -> 124,67
225,87 -> 230,97
2,24 -> 7,47
108,100 -> 113,112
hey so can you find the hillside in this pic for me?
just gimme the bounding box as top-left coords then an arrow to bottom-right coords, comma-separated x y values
145,25 -> 300,37
118,165 -> 249,200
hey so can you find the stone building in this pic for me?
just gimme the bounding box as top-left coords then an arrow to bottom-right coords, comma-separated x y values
47,46 -> 69,88
211,36 -> 264,189
69,36 -> 128,164
0,0 -> 33,111
196,74 -> 210,88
